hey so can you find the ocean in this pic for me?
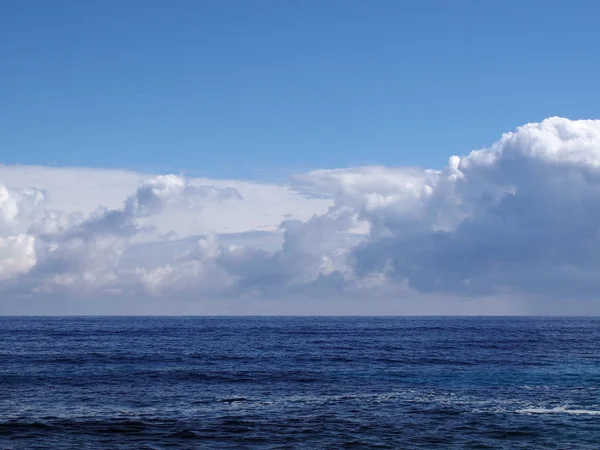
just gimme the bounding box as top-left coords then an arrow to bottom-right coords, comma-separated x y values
0,317 -> 598,448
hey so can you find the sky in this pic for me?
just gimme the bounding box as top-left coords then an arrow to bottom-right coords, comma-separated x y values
1,1 -> 600,314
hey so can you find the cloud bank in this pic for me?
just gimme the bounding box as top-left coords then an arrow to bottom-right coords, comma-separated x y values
2,117 -> 600,314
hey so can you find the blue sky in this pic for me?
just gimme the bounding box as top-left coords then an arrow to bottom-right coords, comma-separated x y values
4,2 -> 600,314
2,0 -> 600,179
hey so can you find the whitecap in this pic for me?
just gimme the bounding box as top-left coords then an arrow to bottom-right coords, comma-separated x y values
516,406 -> 600,415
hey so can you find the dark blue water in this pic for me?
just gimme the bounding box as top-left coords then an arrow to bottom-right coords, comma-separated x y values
0,317 -> 599,449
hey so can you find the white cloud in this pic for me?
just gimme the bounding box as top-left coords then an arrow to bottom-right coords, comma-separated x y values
338,117 -> 600,298
2,117 -> 600,314
0,234 -> 36,280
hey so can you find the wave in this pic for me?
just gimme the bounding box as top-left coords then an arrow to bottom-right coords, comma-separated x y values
516,406 -> 600,415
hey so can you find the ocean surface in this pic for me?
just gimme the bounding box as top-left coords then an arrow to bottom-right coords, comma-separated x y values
0,317 -> 598,449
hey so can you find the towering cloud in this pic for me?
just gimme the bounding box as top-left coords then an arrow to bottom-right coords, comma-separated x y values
2,117 -> 600,313
342,118 -> 600,297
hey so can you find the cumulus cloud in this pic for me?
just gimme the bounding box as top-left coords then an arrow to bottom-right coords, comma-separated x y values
326,117 -> 600,297
2,117 -> 600,314
60,175 -> 241,240
0,234 -> 36,280
24,175 -> 244,293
